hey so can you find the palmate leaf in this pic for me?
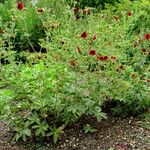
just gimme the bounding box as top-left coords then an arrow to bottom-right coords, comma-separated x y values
14,128 -> 31,142
32,121 -> 49,136
83,124 -> 98,134
28,113 -> 40,125
48,125 -> 65,144
89,106 -> 107,122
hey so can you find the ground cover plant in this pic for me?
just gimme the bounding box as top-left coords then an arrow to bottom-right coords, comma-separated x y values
0,0 -> 150,146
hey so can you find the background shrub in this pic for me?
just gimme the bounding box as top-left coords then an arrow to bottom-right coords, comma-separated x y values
66,0 -> 119,9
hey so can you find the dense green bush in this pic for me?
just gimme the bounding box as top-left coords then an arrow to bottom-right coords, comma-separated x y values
0,61 -> 106,142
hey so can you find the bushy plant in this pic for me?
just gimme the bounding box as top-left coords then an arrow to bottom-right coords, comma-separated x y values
0,60 -> 106,142
105,0 -> 150,32
0,0 -> 49,52
39,0 -> 150,116
0,0 -> 150,144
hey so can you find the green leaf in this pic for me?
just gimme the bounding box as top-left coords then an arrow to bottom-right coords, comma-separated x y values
23,128 -> 31,136
83,124 -> 98,134
14,133 -> 22,142
53,132 -> 58,144
48,126 -> 64,144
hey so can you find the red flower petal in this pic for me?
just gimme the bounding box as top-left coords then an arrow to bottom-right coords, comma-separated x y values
81,31 -> 88,39
17,2 -> 24,11
144,34 -> 150,40
103,56 -> 109,60
89,50 -> 96,55
127,11 -> 132,16
146,80 -> 150,83
97,56 -> 109,61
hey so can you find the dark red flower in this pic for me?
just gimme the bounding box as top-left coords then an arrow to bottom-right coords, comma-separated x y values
144,34 -> 150,40
146,80 -> 150,83
77,47 -> 81,53
81,31 -> 88,39
37,8 -> 44,13
113,16 -> 119,21
17,2 -> 24,11
103,56 -> 109,60
70,60 -> 76,67
89,50 -> 96,55
92,34 -> 96,40
73,8 -> 79,14
111,56 -> 116,60
127,11 -> 132,16
97,56 -> 109,61
141,48 -> 146,53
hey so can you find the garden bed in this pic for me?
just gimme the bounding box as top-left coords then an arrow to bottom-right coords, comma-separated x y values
0,0 -> 150,149
1,115 -> 150,150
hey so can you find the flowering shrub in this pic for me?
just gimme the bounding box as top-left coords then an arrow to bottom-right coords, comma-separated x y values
0,0 -> 150,144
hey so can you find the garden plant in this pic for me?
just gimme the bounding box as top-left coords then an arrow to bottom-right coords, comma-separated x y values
0,0 -> 150,147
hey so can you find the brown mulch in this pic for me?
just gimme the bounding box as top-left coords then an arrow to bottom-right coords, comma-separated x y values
0,116 -> 150,150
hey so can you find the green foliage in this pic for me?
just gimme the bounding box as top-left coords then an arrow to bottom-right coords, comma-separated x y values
66,0 -> 119,8
83,124 -> 98,134
105,0 -> 150,32
0,0 -> 46,52
0,0 -> 150,144
141,111 -> 150,131
48,125 -> 65,144
0,61 -> 106,142
14,121 -> 31,142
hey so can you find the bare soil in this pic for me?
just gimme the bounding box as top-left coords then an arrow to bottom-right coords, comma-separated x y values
1,115 -> 150,150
